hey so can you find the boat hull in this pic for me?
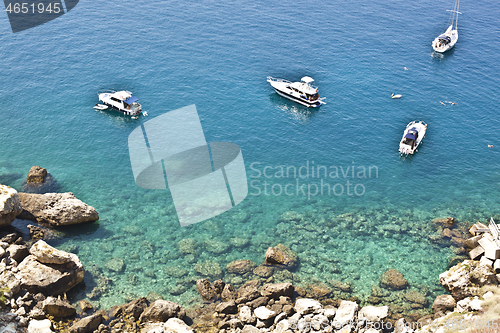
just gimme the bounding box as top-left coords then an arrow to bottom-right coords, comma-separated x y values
273,88 -> 323,108
432,26 -> 458,53
101,102 -> 142,116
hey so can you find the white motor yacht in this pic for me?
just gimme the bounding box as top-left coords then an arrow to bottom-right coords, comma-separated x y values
97,90 -> 142,116
267,76 -> 326,108
399,121 -> 427,155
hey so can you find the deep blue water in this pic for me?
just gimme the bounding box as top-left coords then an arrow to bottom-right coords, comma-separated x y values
1,0 -> 500,310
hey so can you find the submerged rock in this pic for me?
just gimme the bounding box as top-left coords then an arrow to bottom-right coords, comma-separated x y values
194,260 -> 223,279
264,244 -> 298,269
18,192 -> 99,226
379,269 -> 408,290
0,184 -> 22,227
226,260 -> 257,275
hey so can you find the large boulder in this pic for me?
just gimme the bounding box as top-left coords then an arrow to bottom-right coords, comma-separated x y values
42,297 -> 76,318
6,244 -> 30,263
23,166 -> 59,194
113,297 -> 149,319
26,166 -> 47,183
69,312 -> 103,333
432,295 -> 456,315
30,240 -> 73,264
379,269 -> 408,290
438,260 -> 497,300
358,305 -> 388,322
0,184 -> 22,227
333,300 -> 359,325
261,283 -> 294,299
139,300 -> 186,323
18,192 -> 99,226
264,244 -> 298,269
27,319 -> 54,333
17,243 -> 85,295
294,298 -> 322,315
196,279 -> 216,301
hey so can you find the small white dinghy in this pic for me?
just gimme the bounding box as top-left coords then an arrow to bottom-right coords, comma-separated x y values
399,121 -> 427,155
93,104 -> 108,110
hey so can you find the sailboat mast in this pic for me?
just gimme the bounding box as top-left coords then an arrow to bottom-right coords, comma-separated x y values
455,0 -> 459,30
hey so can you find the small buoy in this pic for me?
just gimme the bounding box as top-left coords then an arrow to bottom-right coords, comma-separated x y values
488,145 -> 494,148
391,93 -> 402,99
404,67 -> 408,70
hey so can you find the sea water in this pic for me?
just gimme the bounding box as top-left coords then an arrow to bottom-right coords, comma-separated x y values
0,0 -> 499,311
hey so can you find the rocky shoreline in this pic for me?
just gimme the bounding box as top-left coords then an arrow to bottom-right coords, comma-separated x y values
1,167 -> 500,332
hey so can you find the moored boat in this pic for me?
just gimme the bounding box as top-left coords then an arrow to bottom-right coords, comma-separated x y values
432,0 -> 461,53
267,76 -> 326,108
399,121 -> 427,155
97,90 -> 142,117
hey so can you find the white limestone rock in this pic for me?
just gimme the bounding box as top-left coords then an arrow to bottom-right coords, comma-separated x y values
333,300 -> 358,325
358,305 -> 388,322
0,185 -> 22,227
254,306 -> 276,320
27,319 -> 54,333
294,298 -> 322,315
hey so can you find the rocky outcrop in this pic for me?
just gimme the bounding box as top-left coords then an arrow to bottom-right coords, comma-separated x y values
22,166 -> 59,194
379,269 -> 408,290
18,192 -> 99,226
26,166 -> 47,183
0,184 -> 22,227
438,260 -> 497,300
17,241 -> 85,296
139,300 -> 186,323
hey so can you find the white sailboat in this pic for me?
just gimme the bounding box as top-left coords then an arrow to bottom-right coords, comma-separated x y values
432,0 -> 461,53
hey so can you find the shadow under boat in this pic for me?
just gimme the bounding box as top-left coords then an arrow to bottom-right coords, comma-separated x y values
268,93 -> 322,123
431,45 -> 456,60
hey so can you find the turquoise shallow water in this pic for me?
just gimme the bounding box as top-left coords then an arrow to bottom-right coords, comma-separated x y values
1,0 -> 500,312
